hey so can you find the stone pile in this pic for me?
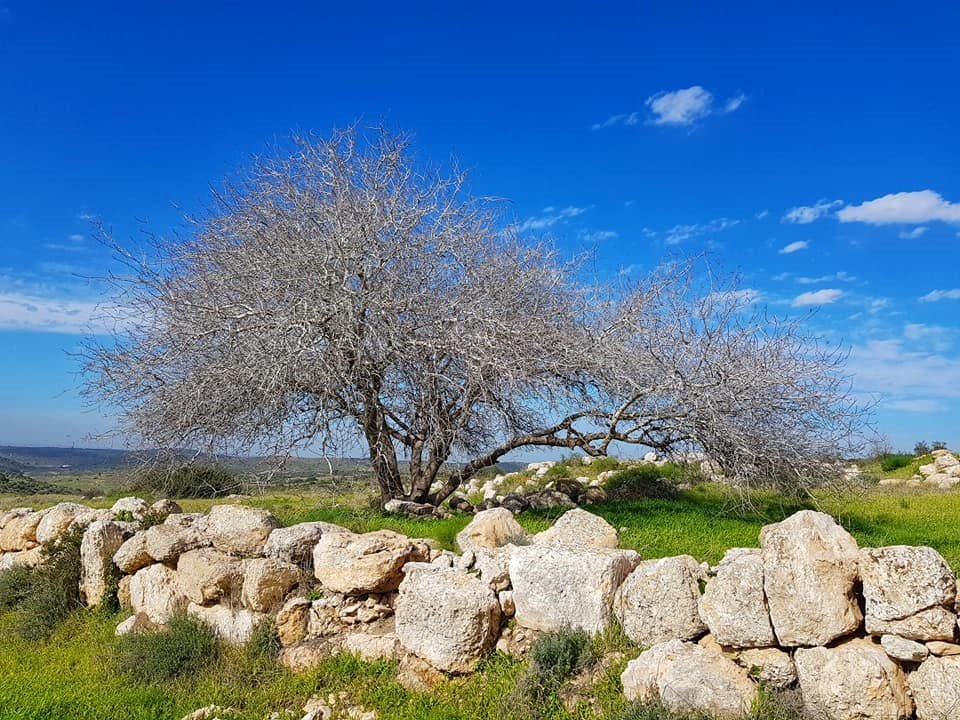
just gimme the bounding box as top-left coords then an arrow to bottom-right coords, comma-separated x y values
3,500 -> 960,719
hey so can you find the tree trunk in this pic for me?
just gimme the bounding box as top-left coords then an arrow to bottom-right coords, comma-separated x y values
361,405 -> 405,503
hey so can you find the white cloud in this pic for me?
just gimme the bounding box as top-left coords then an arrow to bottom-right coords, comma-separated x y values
755,209 -> 769,220
782,199 -> 842,224
779,240 -> 809,254
886,398 -> 947,413
722,94 -> 747,113
898,226 -> 928,239
580,230 -> 618,242
838,190 -> 960,225
920,288 -> 960,302
796,271 -> 855,284
591,112 -> 640,131
517,205 -> 587,233
849,339 -> 960,400
646,86 -> 714,126
791,288 -> 844,307
67,234 -> 85,242
664,217 -> 738,245
0,291 -> 102,334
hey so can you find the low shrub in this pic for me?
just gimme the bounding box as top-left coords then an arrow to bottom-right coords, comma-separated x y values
113,613 -> 219,682
530,627 -> 595,683
604,465 -> 678,500
543,463 -> 572,480
8,525 -> 86,640
130,462 -> 240,499
245,616 -> 282,665
879,454 -> 914,472
0,565 -> 35,609
588,456 -> 621,473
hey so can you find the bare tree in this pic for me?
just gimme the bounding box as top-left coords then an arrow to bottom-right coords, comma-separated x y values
83,126 -> 868,504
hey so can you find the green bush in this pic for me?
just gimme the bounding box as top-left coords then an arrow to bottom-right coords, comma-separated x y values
588,456 -> 621,473
113,613 -> 219,682
543,463 -> 572,480
879,454 -> 913,472
131,462 -> 239,498
245,616 -> 282,665
604,465 -> 678,500
0,565 -> 35,609
7,525 -> 87,640
529,627 -> 595,685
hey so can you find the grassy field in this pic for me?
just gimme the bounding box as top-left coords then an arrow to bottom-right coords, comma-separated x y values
3,462 -> 960,720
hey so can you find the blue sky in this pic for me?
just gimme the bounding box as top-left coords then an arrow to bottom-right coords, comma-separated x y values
1,2 -> 959,451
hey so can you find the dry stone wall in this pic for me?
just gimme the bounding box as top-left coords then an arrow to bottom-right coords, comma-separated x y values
3,500 -> 960,719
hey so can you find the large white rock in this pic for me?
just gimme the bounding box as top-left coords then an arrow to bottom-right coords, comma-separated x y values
143,522 -> 209,564
908,655 -> 960,720
735,647 -> 797,690
760,510 -> 862,646
187,602 -> 265,645
241,557 -> 301,612
455,508 -> 527,553
79,520 -> 126,607
205,504 -> 278,556
35,503 -> 98,545
472,546 -> 515,591
313,529 -> 430,595
794,639 -> 913,720
510,543 -> 640,634
859,546 -> 956,640
395,563 -> 500,673
532,508 -> 618,549
128,563 -> 189,623
0,510 -> 42,551
699,548 -> 775,648
621,639 -> 757,719
113,533 -> 154,574
0,547 -> 43,571
613,555 -> 707,646
175,548 -> 243,605
865,606 -> 957,642
110,497 -> 151,520
263,522 -> 343,568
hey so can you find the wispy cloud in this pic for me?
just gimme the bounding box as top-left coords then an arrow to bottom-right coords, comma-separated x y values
849,339 -> 960,402
517,205 -> 588,233
664,217 -> 738,245
838,190 -> 960,225
779,240 -> 809,254
755,209 -> 769,220
919,288 -> 960,303
782,199 -> 842,224
591,113 -> 640,131
0,291 -> 102,334
593,86 -> 747,131
796,271 -> 856,284
791,288 -> 844,307
580,230 -> 618,242
886,398 -> 947,413
898,226 -> 928,239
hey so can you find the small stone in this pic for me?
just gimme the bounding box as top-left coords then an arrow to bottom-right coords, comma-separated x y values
880,634 -> 929,662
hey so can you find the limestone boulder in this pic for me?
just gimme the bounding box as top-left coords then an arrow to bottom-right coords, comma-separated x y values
859,546 -> 956,641
699,548 -> 775,648
35,502 -> 98,544
794,639 -> 913,720
532,508 -> 618,549
143,522 -> 209,564
395,563 -> 500,673
621,639 -> 757,719
908,655 -> 960,720
472,545 -> 515,591
0,510 -> 42,551
241,557 -> 302,612
113,533 -> 154,574
736,647 -> 796,689
110,497 -> 151,520
510,544 -> 640,634
881,634 -> 929,662
0,547 -> 43,571
275,596 -> 312,647
128,563 -> 189,623
79,520 -> 126,607
865,606 -> 957,642
339,632 -> 401,662
175,548 -> 243,605
455,508 -> 527,553
187,602 -> 265,645
263,522 -> 344,569
613,555 -> 707,646
927,641 -> 960,656
760,510 -> 862,646
313,529 -> 430,595
150,499 -> 183,517
206,504 -> 279,556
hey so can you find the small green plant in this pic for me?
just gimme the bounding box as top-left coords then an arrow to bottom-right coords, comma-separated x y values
113,509 -> 136,522
113,613 -> 219,682
245,616 -> 282,665
543,463 -> 572,480
9,525 -> 86,640
589,456 -> 621,473
529,627 -> 595,685
879,454 -> 913,472
604,465 -> 678,500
